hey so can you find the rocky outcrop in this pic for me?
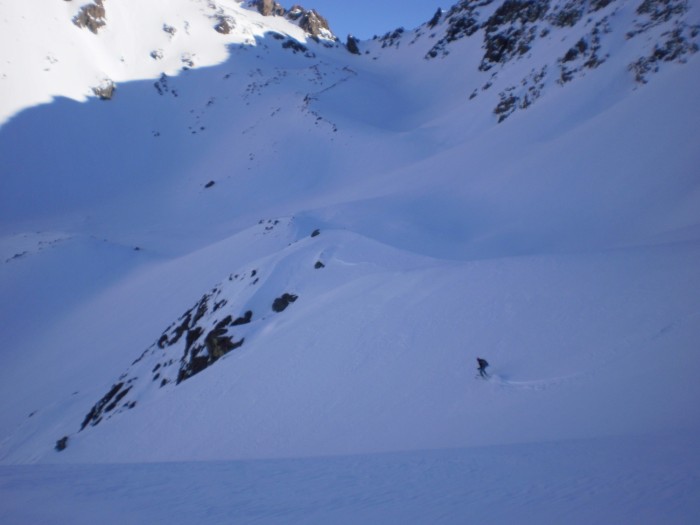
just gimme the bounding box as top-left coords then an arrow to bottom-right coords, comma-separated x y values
290,6 -> 332,39
55,436 -> 69,451
76,218 -> 314,434
480,0 -> 550,71
427,8 -> 443,29
93,79 -> 116,100
73,0 -> 106,34
272,293 -> 298,312
255,0 -> 285,17
214,15 -> 236,35
346,35 -> 361,55
424,0 -> 489,59
251,1 -> 335,39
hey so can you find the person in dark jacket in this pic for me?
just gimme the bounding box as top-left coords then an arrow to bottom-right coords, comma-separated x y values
477,357 -> 489,378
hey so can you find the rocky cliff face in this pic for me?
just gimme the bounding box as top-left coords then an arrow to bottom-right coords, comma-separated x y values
250,0 -> 336,40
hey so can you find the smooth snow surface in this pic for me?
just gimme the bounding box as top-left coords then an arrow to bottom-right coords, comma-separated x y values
2,433 -> 699,524
1,0 -> 700,522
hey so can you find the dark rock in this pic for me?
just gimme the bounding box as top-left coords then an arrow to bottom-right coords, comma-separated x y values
185,326 -> 204,352
563,38 -> 588,61
315,261 -> 325,269
73,0 -> 106,34
178,356 -> 209,383
637,0 -> 687,20
272,293 -> 298,312
213,299 -> 227,312
215,16 -> 235,34
549,0 -> 585,27
380,27 -> 405,49
428,8 -> 443,29
81,382 -> 124,430
193,295 -> 209,324
231,310 -> 253,326
255,0 -> 285,16
425,2 -> 480,59
311,229 -> 321,237
282,39 -> 308,53
629,24 -> 699,83
205,330 -> 242,360
480,0 -> 550,71
205,180 -> 216,188
346,35 -> 361,55
295,8 -> 332,39
104,386 -> 132,412
55,436 -> 69,451
589,0 -> 614,10
494,92 -> 519,122
177,318 -> 244,383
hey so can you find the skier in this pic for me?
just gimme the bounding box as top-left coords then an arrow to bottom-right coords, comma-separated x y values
476,357 -> 489,378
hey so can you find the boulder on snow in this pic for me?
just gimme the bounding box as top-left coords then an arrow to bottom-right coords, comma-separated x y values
93,79 -> 116,100
73,0 -> 107,34
55,436 -> 69,451
272,293 -> 298,312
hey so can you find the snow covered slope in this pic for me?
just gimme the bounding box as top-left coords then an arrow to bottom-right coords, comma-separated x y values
1,0 -> 700,520
0,0 -> 335,125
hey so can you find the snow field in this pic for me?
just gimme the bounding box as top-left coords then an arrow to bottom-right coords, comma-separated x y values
1,0 -> 699,521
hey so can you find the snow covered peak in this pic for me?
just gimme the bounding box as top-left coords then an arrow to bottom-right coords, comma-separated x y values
363,0 -> 699,123
0,0 -> 331,125
249,0 -> 337,40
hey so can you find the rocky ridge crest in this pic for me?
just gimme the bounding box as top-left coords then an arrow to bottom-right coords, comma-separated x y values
250,0 -> 336,40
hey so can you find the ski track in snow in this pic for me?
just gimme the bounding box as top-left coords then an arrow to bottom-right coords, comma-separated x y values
485,373 -> 579,391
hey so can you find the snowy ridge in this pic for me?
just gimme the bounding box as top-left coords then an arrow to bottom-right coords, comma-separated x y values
78,218 -> 318,430
365,0 -> 699,121
0,0 -> 334,124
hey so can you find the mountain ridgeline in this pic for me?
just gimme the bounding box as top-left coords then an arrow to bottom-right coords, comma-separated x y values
57,0 -> 700,451
373,0 -> 698,121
